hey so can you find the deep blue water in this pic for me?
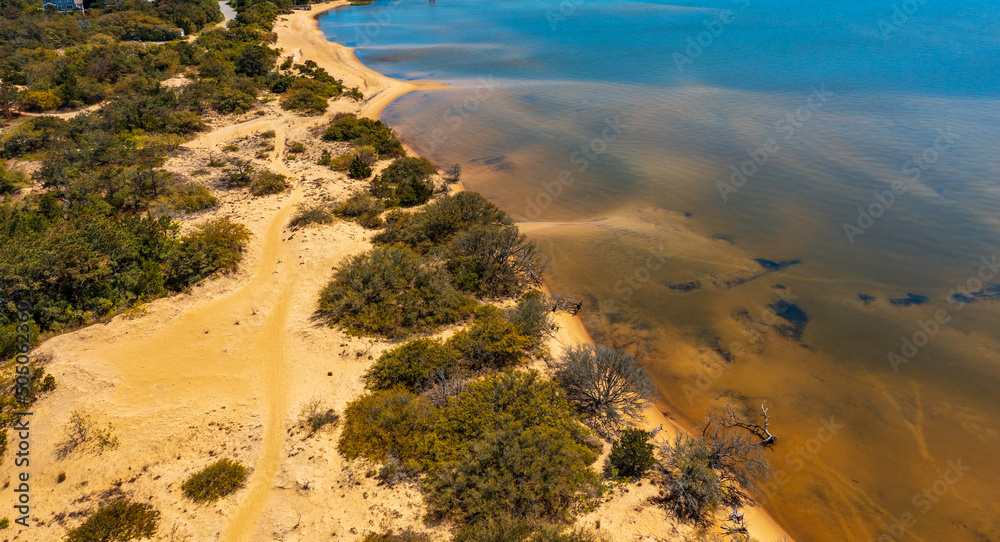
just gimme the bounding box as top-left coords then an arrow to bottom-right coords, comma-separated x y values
318,2 -> 1000,540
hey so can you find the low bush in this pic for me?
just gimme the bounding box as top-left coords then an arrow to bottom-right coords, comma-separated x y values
318,245 -> 474,337
553,345 -> 654,435
317,149 -> 333,165
280,77 -> 339,115
222,158 -> 255,187
363,338 -> 460,393
337,389 -> 437,466
608,428 -> 655,480
287,141 -> 307,153
260,130 -> 276,139
503,290 -> 553,350
181,458 -> 247,502
424,371 -> 598,524
153,183 -> 218,214
322,113 -> 404,158
65,500 -> 159,542
0,162 -> 28,195
165,217 -> 251,289
371,157 -> 437,206
289,202 -> 334,228
349,155 -> 373,179
447,223 -> 543,297
657,435 -> 723,524
334,193 -> 385,229
447,305 -> 533,372
299,398 -> 339,434
373,192 -> 511,252
249,170 -> 289,196
22,90 -> 58,112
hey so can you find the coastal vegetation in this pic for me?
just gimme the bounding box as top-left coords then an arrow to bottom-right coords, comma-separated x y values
181,458 -> 248,502
64,500 -> 160,542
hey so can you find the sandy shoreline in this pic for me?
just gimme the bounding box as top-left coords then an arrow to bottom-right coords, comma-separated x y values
0,4 -> 794,541
281,3 -> 797,541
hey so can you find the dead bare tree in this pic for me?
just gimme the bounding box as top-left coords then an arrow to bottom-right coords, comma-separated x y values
723,402 -> 777,446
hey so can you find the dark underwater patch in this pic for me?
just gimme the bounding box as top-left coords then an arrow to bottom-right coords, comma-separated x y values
858,293 -> 875,305
948,283 -> 1000,304
889,293 -> 928,307
753,258 -> 801,272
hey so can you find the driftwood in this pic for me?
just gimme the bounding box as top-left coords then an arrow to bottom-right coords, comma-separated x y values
548,294 -> 583,315
725,402 -> 777,446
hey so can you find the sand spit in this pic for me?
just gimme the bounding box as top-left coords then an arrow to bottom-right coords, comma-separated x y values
1,3 -> 792,541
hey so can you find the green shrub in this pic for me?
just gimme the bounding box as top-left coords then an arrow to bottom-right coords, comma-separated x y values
65,501 -> 159,542
374,192 -> 511,252
425,371 -> 598,524
260,129 -> 276,139
430,370 -> 592,462
222,144 -> 239,152
0,162 -> 29,195
608,428 -> 656,480
22,90 -> 58,112
447,305 -> 533,372
154,183 -> 218,214
363,339 -> 460,393
287,141 -> 307,153
288,202 -> 334,228
658,435 -> 724,524
322,113 -> 404,158
349,155 -> 373,179
380,157 -> 436,185
334,193 -> 384,229
250,170 -> 289,196
165,217 -> 251,289
181,458 -> 247,502
280,77 -> 337,115
317,149 -> 333,165
371,157 -> 436,207
337,389 -> 437,466
554,345 -> 654,434
318,246 -> 474,337
222,158 -> 255,187
503,290 -> 553,350
447,224 -> 543,297
0,517 -> 7,529
210,86 -> 257,115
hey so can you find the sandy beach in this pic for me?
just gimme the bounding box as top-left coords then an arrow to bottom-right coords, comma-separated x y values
1,3 -> 793,541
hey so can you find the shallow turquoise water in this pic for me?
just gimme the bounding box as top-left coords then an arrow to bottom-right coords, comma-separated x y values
319,2 -> 1000,540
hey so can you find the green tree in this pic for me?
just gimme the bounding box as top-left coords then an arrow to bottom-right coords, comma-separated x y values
608,428 -> 655,480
